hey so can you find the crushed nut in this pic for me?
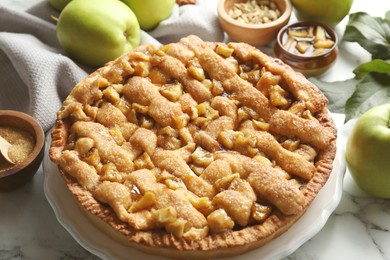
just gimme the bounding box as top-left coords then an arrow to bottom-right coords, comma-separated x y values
228,0 -> 282,25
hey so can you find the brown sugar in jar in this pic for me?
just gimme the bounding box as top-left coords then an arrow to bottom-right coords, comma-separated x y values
0,126 -> 35,171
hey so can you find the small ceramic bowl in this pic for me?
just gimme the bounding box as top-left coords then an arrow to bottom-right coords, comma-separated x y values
274,21 -> 338,77
0,110 -> 45,192
217,0 -> 292,46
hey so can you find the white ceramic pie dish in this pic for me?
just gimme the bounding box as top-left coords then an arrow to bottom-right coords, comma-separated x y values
43,113 -> 346,260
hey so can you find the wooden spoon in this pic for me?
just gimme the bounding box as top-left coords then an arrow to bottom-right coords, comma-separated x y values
0,135 -> 15,165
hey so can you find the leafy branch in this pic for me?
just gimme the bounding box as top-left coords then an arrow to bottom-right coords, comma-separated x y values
310,11 -> 390,122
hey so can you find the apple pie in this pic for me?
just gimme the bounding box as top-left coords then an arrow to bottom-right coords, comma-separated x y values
50,35 -> 337,258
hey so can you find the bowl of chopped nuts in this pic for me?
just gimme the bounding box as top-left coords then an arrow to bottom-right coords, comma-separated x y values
217,0 -> 292,46
274,21 -> 338,77
0,110 -> 45,191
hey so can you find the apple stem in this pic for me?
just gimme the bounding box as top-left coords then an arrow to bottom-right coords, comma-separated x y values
51,15 -> 59,23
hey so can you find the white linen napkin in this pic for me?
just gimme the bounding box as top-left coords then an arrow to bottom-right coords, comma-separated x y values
0,0 -> 224,132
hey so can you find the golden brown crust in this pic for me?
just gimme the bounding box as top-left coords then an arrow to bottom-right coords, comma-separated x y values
49,119 -> 69,163
269,110 -> 336,150
228,42 -> 329,113
49,35 -> 337,258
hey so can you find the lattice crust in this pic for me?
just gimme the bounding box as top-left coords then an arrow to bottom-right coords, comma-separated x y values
50,35 -> 337,256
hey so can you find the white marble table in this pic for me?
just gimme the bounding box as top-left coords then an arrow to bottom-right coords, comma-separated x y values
1,0 -> 390,259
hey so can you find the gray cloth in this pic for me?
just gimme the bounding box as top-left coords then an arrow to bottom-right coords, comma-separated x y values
0,0 -> 224,132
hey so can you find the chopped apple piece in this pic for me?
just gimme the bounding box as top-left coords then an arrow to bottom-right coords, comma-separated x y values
288,29 -> 308,38
295,41 -> 311,54
315,26 -> 326,41
314,39 -> 335,49
283,37 -> 295,51
307,26 -> 314,37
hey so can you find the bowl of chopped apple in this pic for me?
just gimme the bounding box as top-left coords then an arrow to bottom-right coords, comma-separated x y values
274,21 -> 338,77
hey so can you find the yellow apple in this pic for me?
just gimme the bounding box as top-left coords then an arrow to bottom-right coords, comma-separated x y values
120,0 -> 176,30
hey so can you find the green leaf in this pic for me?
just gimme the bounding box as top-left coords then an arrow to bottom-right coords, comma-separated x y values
385,10 -> 390,21
353,59 -> 390,78
343,12 -> 390,59
345,73 -> 390,122
309,77 -> 358,114
316,11 -> 390,122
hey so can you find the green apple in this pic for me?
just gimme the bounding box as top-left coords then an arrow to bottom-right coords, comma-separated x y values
345,103 -> 390,198
291,0 -> 353,27
121,0 -> 176,31
56,0 -> 141,67
48,0 -> 72,12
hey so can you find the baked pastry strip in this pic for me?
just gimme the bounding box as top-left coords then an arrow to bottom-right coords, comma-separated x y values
156,55 -> 213,103
246,129 -> 315,180
214,152 -> 306,215
123,76 -> 186,128
228,42 -> 328,113
180,35 -> 275,121
269,110 -> 336,150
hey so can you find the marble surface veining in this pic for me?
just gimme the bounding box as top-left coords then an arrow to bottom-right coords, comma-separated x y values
1,0 -> 390,259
